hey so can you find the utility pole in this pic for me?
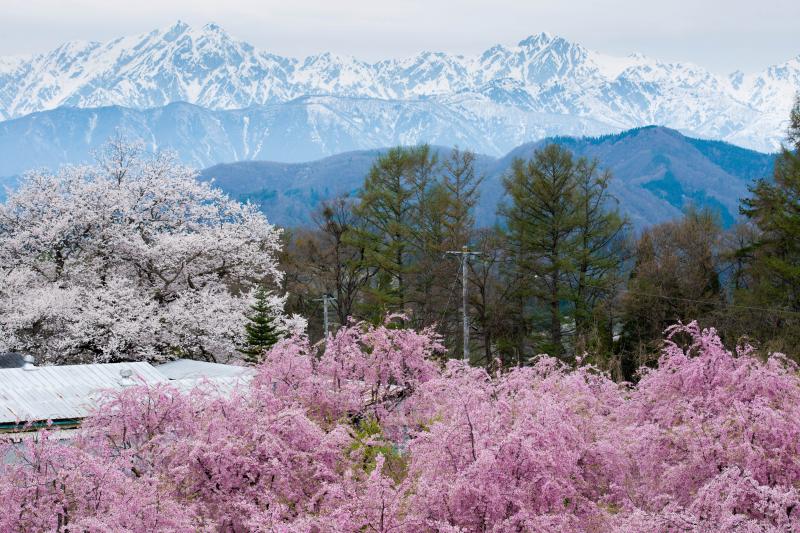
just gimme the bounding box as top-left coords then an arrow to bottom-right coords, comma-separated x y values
315,293 -> 336,337
446,246 -> 481,363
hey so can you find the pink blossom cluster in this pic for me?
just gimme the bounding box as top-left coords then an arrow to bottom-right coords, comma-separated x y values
2,320 -> 799,532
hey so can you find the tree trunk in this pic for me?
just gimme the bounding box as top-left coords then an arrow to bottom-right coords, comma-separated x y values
550,267 -> 562,355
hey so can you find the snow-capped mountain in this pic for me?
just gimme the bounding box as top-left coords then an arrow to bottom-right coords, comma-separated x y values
0,99 -> 614,176
0,21 -> 798,152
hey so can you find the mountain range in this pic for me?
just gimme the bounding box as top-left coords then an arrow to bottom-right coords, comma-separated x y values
0,126 -> 776,229
199,126 -> 776,229
0,100 -> 608,176
0,22 -> 787,229
0,20 -> 798,159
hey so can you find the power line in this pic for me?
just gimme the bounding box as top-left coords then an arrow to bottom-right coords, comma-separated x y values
619,289 -> 800,317
446,246 -> 482,363
314,294 -> 337,337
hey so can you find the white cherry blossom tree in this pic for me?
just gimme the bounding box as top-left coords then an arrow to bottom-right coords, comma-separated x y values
0,140 -> 299,364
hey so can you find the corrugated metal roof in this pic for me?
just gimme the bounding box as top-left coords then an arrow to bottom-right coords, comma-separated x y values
157,359 -> 256,380
169,375 -> 254,395
0,362 -> 168,425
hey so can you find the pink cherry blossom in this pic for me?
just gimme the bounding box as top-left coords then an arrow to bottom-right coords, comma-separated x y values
2,320 -> 799,531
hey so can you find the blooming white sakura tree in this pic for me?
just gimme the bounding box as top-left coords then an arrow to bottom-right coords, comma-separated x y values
0,140 -> 296,364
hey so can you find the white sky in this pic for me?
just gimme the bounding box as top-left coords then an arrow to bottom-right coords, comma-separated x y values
2,0 -> 799,73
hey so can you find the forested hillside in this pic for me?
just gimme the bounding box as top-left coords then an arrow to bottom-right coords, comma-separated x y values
202,126 -> 776,227
275,101 -> 800,378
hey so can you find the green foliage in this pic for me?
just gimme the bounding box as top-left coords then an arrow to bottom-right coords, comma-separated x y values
440,148 -> 484,248
501,145 -> 577,356
349,145 -> 436,315
571,157 -> 628,337
736,95 -> 800,353
238,285 -> 282,363
500,144 -> 628,359
346,145 -> 482,343
276,99 -> 800,373
347,416 -> 407,483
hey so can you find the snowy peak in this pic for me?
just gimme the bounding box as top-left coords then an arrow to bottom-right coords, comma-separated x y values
380,51 -> 472,96
0,21 -> 299,119
475,33 -> 595,85
588,51 -> 653,79
298,53 -> 372,84
0,21 -> 798,152
517,32 -> 556,49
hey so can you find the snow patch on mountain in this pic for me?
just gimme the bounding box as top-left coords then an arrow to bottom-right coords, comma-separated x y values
0,21 -> 798,151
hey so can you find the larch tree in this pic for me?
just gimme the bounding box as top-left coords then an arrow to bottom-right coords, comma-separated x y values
440,148 -> 483,249
501,144 -> 579,357
738,94 -> 800,353
350,145 -> 437,321
570,157 -> 629,355
412,155 -> 484,335
284,148 -> 485,350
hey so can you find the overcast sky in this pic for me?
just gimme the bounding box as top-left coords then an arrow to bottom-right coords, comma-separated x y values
2,0 -> 798,73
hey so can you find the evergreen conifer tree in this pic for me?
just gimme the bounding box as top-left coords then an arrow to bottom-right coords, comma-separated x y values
500,144 -> 579,357
239,285 -> 282,363
737,95 -> 800,353
500,144 -> 628,360
570,157 -> 628,351
349,145 -> 437,319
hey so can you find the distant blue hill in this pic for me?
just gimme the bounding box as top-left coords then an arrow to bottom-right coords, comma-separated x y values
200,147 -> 499,227
200,126 -> 776,228
0,110 -> 775,228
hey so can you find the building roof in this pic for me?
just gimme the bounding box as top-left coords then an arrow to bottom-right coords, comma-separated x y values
156,359 -> 256,381
168,376 -> 254,396
0,353 -> 25,370
0,362 -> 167,425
